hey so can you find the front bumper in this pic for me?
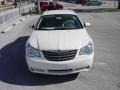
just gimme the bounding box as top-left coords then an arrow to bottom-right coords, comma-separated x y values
26,54 -> 94,75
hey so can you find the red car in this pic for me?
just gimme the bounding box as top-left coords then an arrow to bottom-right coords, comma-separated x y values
47,2 -> 63,10
40,2 -> 49,11
40,2 -> 63,12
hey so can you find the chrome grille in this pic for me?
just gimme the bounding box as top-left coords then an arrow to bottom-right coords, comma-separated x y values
42,50 -> 77,61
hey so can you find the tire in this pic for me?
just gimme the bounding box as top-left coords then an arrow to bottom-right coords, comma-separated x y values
60,8 -> 63,10
45,9 -> 48,11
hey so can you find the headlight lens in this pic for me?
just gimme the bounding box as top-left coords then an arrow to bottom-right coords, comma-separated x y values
79,41 -> 94,55
26,44 -> 41,57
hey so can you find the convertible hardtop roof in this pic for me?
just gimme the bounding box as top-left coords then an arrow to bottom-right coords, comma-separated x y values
42,10 -> 77,16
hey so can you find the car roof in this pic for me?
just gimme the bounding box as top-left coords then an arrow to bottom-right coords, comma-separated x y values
42,10 -> 77,16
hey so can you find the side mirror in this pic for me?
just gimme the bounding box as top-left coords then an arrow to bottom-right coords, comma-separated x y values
84,22 -> 91,27
32,24 -> 35,29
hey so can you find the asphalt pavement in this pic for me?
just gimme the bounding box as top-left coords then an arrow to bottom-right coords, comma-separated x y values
0,2 -> 120,90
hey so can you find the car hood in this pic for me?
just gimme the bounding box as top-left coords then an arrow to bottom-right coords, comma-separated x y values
28,29 -> 91,50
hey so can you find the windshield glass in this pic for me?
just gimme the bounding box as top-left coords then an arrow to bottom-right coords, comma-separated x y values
36,14 -> 83,30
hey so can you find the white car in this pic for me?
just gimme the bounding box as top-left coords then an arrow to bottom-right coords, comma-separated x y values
26,10 -> 94,75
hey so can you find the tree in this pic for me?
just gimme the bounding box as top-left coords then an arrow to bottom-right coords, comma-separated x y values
118,0 -> 120,9
14,0 -> 17,8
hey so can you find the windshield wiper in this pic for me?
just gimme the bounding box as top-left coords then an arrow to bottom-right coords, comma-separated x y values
40,27 -> 55,30
35,27 -> 82,30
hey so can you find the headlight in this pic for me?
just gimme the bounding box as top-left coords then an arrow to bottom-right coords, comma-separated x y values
26,44 -> 41,57
79,41 -> 94,55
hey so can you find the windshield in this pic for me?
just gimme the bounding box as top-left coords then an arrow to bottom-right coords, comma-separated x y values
36,14 -> 83,30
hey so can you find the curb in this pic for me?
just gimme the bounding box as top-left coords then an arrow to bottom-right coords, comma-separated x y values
1,26 -> 13,33
1,16 -> 27,34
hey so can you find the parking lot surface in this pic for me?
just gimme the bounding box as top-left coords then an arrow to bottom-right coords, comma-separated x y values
0,2 -> 120,90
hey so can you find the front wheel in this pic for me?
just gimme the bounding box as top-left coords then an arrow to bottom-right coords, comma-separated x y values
45,9 -> 48,11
